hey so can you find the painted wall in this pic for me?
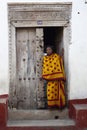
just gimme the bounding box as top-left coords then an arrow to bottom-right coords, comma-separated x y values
0,0 -> 87,99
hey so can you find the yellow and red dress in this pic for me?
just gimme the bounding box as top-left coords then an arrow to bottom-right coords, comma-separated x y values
42,53 -> 66,108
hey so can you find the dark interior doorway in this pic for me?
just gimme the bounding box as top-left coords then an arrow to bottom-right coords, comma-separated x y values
44,27 -> 63,55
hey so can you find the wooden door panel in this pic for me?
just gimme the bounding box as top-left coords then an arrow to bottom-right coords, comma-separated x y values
16,28 -> 37,109
15,28 -> 44,109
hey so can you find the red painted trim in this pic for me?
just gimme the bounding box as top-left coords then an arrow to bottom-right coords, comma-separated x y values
0,94 -> 8,98
69,98 -> 87,105
69,99 -> 87,117
0,94 -> 8,126
68,98 -> 87,128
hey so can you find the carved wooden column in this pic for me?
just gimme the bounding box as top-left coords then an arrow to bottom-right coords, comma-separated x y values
36,28 -> 45,108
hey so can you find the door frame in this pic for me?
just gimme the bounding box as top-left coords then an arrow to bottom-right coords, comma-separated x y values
8,3 -> 72,109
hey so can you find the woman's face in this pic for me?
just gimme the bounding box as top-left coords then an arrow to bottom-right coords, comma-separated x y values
46,47 -> 53,55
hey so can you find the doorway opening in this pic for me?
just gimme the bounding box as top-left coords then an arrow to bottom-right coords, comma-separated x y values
43,27 -> 67,108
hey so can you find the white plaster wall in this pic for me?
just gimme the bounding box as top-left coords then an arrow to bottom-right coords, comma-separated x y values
69,0 -> 87,99
0,0 -> 87,99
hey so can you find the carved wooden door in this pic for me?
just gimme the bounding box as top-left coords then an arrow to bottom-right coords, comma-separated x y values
16,28 -> 44,109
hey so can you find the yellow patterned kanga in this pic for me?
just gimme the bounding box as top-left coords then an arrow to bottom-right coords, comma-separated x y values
42,53 -> 66,108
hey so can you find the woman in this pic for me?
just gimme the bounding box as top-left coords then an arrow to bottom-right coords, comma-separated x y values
42,45 -> 66,109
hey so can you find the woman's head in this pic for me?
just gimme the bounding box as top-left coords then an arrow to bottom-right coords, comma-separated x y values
46,45 -> 55,55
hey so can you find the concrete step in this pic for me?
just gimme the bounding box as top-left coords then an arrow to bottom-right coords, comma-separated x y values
7,119 -> 75,127
6,119 -> 79,130
8,108 -> 68,120
7,119 -> 87,130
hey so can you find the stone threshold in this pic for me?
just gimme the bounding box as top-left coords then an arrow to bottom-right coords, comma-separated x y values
8,108 -> 68,120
